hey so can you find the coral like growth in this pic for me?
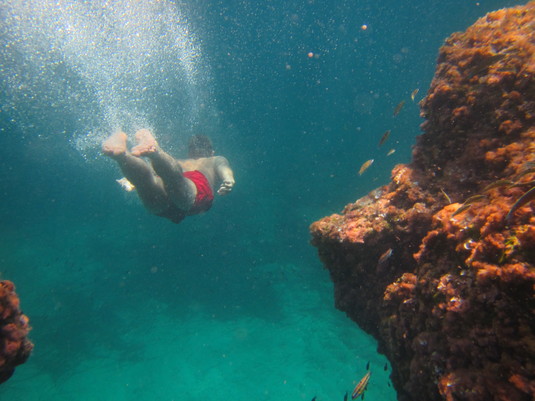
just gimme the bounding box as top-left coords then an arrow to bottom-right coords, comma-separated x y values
311,2 -> 535,401
0,280 -> 33,384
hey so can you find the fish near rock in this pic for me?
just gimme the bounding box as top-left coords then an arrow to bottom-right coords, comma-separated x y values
358,159 -> 374,176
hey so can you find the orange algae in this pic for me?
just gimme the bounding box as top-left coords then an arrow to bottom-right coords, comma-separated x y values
0,280 -> 33,384
310,2 -> 535,400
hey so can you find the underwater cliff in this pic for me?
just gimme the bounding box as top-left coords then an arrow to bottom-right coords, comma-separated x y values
311,2 -> 535,400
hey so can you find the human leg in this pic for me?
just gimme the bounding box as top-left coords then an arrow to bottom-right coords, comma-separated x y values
131,129 -> 196,210
102,131 -> 170,214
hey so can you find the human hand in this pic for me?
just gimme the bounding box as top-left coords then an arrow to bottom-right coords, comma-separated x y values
217,180 -> 234,195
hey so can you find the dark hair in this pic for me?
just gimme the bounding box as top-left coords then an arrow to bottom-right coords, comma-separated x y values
188,134 -> 214,158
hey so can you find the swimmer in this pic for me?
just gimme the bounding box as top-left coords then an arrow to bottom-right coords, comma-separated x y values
102,129 -> 235,224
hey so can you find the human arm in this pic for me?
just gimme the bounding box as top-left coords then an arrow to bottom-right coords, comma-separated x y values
214,156 -> 235,195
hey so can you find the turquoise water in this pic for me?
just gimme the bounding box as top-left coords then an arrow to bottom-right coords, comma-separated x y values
0,1 -> 519,400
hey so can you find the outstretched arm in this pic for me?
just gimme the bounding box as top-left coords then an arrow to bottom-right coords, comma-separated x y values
214,156 -> 235,195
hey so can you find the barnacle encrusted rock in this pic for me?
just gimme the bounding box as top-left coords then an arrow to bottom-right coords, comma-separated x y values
0,280 -> 33,384
310,3 -> 535,401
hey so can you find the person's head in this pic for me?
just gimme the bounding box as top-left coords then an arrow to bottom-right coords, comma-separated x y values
188,134 -> 214,158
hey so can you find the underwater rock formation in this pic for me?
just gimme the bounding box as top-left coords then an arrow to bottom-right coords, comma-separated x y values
0,280 -> 33,384
310,3 -> 535,401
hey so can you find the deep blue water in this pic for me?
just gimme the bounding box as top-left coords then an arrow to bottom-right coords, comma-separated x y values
0,1 -> 521,400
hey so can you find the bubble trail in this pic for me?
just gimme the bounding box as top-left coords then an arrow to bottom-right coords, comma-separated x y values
0,0 -> 208,159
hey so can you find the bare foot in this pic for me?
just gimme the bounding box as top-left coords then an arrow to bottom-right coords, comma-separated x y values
102,131 -> 128,157
131,129 -> 158,156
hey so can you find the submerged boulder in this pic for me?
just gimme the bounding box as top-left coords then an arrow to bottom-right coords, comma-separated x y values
311,2 -> 535,401
0,280 -> 33,384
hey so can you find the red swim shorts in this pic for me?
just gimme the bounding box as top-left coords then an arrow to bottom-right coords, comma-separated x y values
184,170 -> 214,215
155,170 -> 214,224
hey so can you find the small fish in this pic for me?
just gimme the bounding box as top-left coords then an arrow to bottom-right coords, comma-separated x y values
378,248 -> 393,265
520,166 -> 535,176
352,370 -> 371,400
358,159 -> 374,176
411,88 -> 419,101
452,203 -> 471,217
440,188 -> 452,204
378,130 -> 391,147
393,100 -> 405,116
386,149 -> 396,156
506,186 -> 535,223
509,179 -> 535,189
366,361 -> 370,370
482,179 -> 514,192
463,194 -> 488,205
384,363 -> 388,371
515,166 -> 535,180
344,391 -> 348,401
311,397 -> 317,401
116,177 -> 136,192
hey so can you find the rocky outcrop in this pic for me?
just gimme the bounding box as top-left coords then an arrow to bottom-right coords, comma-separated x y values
0,280 -> 33,384
310,3 -> 535,400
